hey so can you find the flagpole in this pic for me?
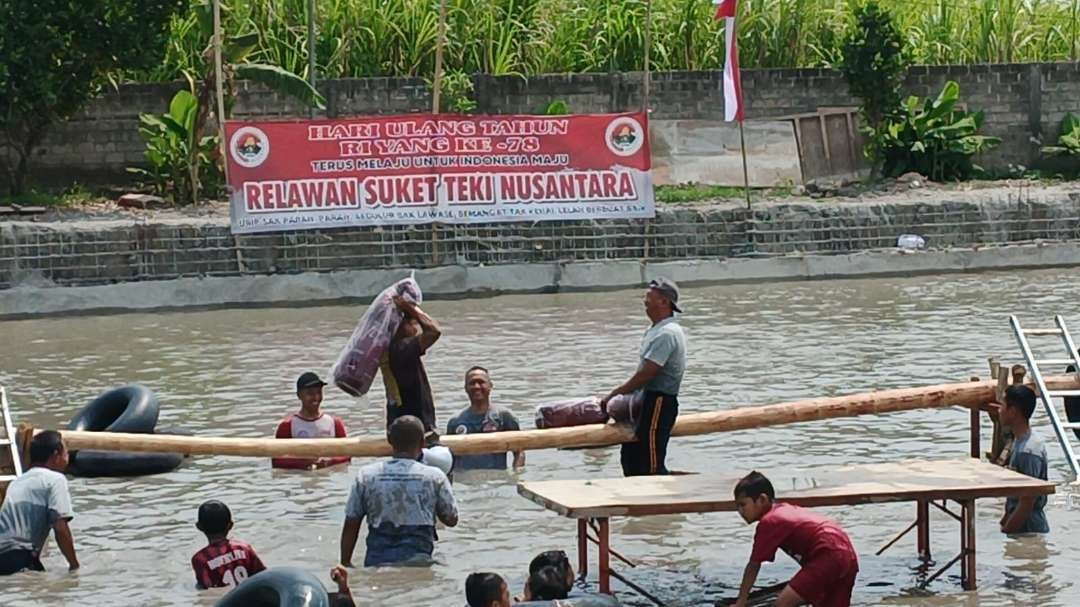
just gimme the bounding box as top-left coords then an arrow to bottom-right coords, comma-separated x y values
739,121 -> 750,210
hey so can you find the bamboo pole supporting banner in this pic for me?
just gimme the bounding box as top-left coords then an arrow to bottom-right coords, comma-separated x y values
307,0 -> 317,119
642,0 -> 652,112
431,0 -> 449,115
44,376 -> 1080,458
213,0 -> 228,185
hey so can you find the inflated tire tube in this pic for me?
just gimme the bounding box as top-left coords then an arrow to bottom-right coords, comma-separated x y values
517,596 -> 622,607
215,567 -> 331,607
67,426 -> 188,478
67,384 -> 160,434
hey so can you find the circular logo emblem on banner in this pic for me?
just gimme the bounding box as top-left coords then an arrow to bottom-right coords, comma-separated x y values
605,116 -> 645,157
230,126 -> 270,168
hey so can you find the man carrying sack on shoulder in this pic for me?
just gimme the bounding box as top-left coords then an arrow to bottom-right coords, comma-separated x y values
600,277 -> 687,476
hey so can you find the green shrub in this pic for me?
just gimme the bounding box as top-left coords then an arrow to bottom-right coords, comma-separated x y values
877,81 -> 1000,181
1041,113 -> 1080,157
129,90 -> 221,204
0,0 -> 183,195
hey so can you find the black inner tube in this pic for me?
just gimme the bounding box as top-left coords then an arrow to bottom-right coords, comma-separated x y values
67,384 -> 159,434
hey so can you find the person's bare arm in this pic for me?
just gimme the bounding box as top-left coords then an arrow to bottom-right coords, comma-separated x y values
1001,496 -> 1036,533
53,519 -> 79,571
340,518 -> 362,567
395,297 -> 441,351
732,560 -> 761,607
600,361 -> 662,407
512,449 -> 526,469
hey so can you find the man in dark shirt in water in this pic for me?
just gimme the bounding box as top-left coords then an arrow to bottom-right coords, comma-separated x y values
381,296 -> 441,434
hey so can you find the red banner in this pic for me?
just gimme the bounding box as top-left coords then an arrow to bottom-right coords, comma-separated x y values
225,112 -> 654,233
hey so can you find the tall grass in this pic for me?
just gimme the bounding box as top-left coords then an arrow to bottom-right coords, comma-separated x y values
139,0 -> 1080,82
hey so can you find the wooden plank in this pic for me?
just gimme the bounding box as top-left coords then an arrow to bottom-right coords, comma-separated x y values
38,374 -> 1080,458
517,459 -> 1055,519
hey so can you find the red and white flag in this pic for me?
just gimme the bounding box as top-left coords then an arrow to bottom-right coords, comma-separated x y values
713,0 -> 744,122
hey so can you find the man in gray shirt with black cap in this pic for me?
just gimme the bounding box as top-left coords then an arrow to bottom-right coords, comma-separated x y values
600,277 -> 687,476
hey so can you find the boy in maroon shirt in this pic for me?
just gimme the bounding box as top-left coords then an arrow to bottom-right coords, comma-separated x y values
191,500 -> 267,589
733,472 -> 859,607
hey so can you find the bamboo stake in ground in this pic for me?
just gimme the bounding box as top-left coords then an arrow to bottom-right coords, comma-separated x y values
213,0 -> 228,186
45,376 -> 1080,458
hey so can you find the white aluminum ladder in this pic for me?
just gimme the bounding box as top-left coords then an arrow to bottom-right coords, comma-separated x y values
1010,315 -> 1080,479
0,386 -> 24,485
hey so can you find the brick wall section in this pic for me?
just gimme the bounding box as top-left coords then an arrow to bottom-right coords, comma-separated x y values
25,62 -> 1080,185
3,194 -> 1079,289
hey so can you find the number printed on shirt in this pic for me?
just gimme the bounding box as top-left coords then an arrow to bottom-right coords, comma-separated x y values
222,566 -> 249,587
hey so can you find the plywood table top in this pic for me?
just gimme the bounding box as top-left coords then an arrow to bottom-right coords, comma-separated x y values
518,458 -> 1056,518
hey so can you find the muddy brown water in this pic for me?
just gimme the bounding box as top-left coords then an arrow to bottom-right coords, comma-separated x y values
2,269 -> 1080,606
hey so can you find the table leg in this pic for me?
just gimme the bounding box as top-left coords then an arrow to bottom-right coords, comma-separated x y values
917,500 -> 931,561
577,518 -> 588,578
961,499 -> 977,590
599,517 -> 611,595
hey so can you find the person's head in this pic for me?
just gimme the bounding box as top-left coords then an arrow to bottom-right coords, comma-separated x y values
525,566 -> 570,601
643,277 -> 681,321
465,572 -> 510,607
1001,384 -> 1037,430
528,549 -> 574,590
388,415 -> 426,459
395,314 -> 421,340
196,500 -> 233,539
296,372 -> 326,413
734,471 -> 775,524
29,430 -> 68,470
465,366 -> 493,408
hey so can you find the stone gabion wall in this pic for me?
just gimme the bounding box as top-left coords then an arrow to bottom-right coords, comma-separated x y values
3,193 -> 1079,289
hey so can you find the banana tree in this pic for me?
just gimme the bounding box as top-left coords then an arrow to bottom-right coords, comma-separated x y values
1041,113 -> 1080,157
877,80 -> 1000,181
180,0 -> 325,204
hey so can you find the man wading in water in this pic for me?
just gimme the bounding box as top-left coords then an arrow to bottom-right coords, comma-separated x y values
600,277 -> 687,476
381,296 -> 441,435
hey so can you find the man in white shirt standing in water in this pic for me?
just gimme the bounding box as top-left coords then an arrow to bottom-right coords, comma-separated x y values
600,277 -> 687,476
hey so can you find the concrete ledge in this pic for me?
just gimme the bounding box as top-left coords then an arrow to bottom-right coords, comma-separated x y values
3,242 -> 1079,319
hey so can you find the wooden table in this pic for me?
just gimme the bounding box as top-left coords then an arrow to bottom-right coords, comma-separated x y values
518,458 -> 1055,597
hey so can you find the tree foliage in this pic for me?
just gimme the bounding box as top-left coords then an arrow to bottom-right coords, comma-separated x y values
837,0 -> 909,171
0,0 -> 184,195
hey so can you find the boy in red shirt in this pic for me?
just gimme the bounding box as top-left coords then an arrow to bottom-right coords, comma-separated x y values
272,372 -> 350,470
733,471 -> 859,607
191,500 -> 267,589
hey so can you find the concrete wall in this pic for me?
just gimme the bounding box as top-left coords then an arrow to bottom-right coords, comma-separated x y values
4,192 -> 1080,290
22,63 -> 1080,186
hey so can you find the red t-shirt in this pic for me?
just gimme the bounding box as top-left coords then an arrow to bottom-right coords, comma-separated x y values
271,412 -> 350,469
191,538 -> 267,589
750,502 -> 855,564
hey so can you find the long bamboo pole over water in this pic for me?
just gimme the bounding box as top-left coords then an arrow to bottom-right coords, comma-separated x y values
47,375 -> 1080,458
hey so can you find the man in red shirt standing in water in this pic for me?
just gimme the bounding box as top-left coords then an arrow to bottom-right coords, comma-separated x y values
272,372 -> 350,470
733,471 -> 859,607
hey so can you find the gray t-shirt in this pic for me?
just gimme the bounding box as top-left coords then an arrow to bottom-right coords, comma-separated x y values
1005,431 -> 1050,533
345,457 -> 457,567
640,316 -> 687,395
0,467 -> 74,555
446,407 -> 520,470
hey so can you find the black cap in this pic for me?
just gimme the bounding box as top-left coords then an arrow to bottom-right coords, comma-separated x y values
648,277 -> 682,313
296,371 -> 327,392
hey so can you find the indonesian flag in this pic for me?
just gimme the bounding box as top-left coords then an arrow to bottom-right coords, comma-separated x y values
714,0 -> 744,122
